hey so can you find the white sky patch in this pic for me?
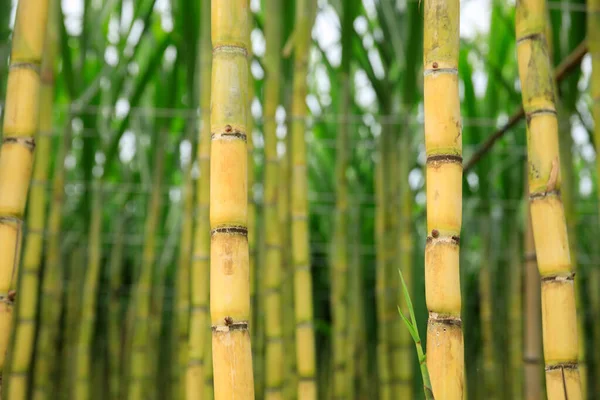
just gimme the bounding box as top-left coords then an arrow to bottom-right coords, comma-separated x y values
251,28 -> 265,58
408,168 -> 424,190
121,0 -> 134,32
64,153 -> 77,170
580,173 -> 593,197
472,69 -> 488,98
362,0 -> 377,19
571,119 -> 589,146
251,96 -> 262,120
104,45 -> 119,66
314,5 -> 341,67
354,69 -> 376,109
115,98 -> 130,119
354,15 -> 368,35
169,187 -> 182,203
461,0 -> 491,39
62,0 -> 84,35
307,94 -> 322,116
127,20 -> 145,48
95,151 -> 106,165
10,0 -> 16,28
119,131 -> 136,163
180,139 -> 192,166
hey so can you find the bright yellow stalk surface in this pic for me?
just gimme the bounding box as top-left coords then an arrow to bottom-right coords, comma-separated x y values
290,1 -> 318,399
0,0 -> 50,392
5,3 -> 56,396
210,1 -> 255,398
374,148 -> 390,400
263,0 -> 284,396
524,188 -> 543,400
515,0 -> 582,398
588,0 -> 600,395
423,0 -> 465,398
177,159 -> 193,398
397,132 -> 413,399
509,230 -> 523,400
73,184 -> 103,400
279,139 -> 296,399
187,0 -> 211,395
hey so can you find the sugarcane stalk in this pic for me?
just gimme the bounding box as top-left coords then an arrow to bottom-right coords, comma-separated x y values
187,0 -> 211,397
290,0 -> 318,398
128,130 -> 166,400
423,0 -> 465,398
0,0 -> 51,395
515,0 -> 582,397
73,182 -> 104,400
263,0 -> 284,395
4,2 -> 57,396
209,1 -> 255,397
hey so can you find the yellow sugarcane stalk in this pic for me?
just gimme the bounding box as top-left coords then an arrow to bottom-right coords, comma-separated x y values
331,60 -> 350,400
263,0 -> 284,395
0,0 -> 50,394
176,159 -> 193,399
187,0 -> 211,397
515,0 -> 582,397
423,0 -> 465,398
508,227 -> 523,400
524,182 -> 543,400
374,144 -> 390,400
397,130 -> 413,399
210,1 -> 255,398
290,0 -> 318,398
73,182 -> 104,400
279,138 -> 297,399
588,1 -> 600,396
4,2 -> 56,396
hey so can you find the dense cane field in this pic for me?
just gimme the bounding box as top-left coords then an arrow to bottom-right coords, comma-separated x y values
0,0 -> 599,399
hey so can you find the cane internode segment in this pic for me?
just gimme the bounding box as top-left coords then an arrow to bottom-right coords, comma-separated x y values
210,1 -> 255,398
516,0 -> 582,397
0,1 -> 50,391
423,0 -> 465,398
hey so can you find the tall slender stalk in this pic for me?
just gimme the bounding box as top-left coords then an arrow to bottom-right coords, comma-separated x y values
397,129 -> 414,399
210,1 -> 255,397
73,182 -> 104,400
176,158 -> 193,399
0,0 -> 50,394
4,2 -> 56,396
588,1 -> 600,396
33,122 -> 73,400
128,130 -> 166,400
515,0 -> 582,397
524,184 -> 543,400
279,137 -> 296,399
108,215 -> 126,400
290,1 -> 318,399
187,0 -> 211,397
423,0 -> 465,398
263,0 -> 284,395
332,1 -> 352,395
374,143 -> 390,400
508,222 -> 524,400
